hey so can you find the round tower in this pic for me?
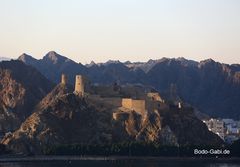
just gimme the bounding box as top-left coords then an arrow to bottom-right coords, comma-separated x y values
74,75 -> 84,96
61,74 -> 67,85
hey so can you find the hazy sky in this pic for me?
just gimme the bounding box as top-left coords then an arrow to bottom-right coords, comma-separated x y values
0,0 -> 240,64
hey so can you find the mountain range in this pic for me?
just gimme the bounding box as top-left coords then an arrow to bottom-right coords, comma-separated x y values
17,51 -> 240,119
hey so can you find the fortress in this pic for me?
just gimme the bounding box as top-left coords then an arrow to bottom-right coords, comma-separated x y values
60,74 -> 169,116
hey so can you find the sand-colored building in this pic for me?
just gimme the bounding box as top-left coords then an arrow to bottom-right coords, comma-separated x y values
122,98 -> 146,115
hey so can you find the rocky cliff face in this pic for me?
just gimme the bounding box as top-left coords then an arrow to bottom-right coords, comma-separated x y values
2,84 -> 223,155
113,107 -> 222,147
1,84 -> 112,154
112,110 -> 162,143
0,60 -> 54,133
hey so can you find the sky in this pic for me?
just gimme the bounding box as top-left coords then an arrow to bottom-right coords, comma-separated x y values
0,0 -> 240,64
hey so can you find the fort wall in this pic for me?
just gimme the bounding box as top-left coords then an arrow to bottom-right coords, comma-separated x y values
88,95 -> 122,108
122,98 -> 146,115
122,98 -> 133,109
131,100 -> 146,114
101,97 -> 122,107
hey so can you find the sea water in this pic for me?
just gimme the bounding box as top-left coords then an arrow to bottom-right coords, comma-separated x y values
0,160 -> 240,167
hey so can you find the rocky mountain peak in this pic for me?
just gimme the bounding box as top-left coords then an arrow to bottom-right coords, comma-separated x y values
85,61 -> 97,67
43,51 -> 69,64
18,53 -> 36,63
103,60 -> 121,66
199,58 -> 216,66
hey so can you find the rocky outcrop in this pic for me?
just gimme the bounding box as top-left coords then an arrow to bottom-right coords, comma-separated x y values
1,84 -> 112,154
0,60 -> 54,133
113,107 -> 222,147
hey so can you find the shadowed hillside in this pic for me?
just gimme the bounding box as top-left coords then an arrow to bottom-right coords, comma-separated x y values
0,60 -> 54,133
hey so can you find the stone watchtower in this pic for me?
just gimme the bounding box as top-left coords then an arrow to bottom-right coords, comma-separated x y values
74,75 -> 84,96
61,74 -> 67,85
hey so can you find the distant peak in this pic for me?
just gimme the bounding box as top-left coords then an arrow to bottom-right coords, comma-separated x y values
176,57 -> 187,61
90,60 -> 96,65
43,51 -> 68,64
18,53 -> 36,62
198,59 -> 219,69
175,57 -> 198,66
97,60 -> 122,66
203,58 -> 215,62
85,61 -> 96,67
106,60 -> 121,64
124,61 -> 132,64
45,51 -> 58,59
19,53 -> 31,57
147,59 -> 154,63
146,58 -> 170,64
200,58 -> 216,65
47,51 -> 57,55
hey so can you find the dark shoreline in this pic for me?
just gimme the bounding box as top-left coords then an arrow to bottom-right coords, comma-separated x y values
0,156 -> 240,163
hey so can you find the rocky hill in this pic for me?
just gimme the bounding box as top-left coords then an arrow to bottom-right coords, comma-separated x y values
18,52 -> 240,119
2,84 -> 222,155
0,60 -> 54,133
